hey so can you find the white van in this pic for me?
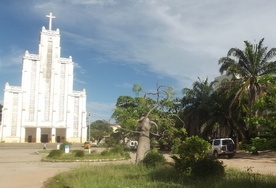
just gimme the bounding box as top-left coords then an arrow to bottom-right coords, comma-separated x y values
126,140 -> 138,149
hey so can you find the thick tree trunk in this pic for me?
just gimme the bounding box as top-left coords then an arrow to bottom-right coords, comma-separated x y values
135,117 -> 151,163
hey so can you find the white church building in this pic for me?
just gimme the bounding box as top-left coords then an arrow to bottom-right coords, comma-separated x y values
0,13 -> 87,143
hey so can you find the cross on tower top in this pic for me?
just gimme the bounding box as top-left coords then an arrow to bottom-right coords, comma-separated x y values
46,12 -> 56,30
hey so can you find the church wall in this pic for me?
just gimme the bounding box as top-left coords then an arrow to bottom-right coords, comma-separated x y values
65,92 -> 87,143
65,95 -> 76,139
80,93 -> 87,142
66,60 -> 74,93
1,13 -> 87,143
21,55 -> 41,125
1,84 -> 23,143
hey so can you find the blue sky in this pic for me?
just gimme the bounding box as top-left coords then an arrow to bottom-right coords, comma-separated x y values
1,0 -> 276,122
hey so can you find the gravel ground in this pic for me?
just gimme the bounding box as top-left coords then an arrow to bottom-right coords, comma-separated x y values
220,150 -> 276,175
0,143 -> 275,188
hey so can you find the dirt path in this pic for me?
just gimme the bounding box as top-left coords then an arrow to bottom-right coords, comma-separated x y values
220,150 -> 276,175
0,144 -> 275,188
0,144 -> 136,188
0,147 -> 79,188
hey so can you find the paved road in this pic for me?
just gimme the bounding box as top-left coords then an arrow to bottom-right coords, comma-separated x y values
0,143 -> 104,188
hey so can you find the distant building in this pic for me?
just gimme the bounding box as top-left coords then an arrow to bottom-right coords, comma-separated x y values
110,124 -> 121,133
213,74 -> 232,89
0,13 -> 87,143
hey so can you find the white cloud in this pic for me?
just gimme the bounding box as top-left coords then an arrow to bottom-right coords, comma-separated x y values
114,82 -> 133,89
87,101 -> 115,122
68,0 -> 116,6
3,0 -> 276,120
0,46 -> 22,71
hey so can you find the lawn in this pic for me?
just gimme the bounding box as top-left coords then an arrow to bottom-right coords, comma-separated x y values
44,164 -> 276,188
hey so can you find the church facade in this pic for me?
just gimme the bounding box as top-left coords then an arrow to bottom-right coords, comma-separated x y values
0,13 -> 87,143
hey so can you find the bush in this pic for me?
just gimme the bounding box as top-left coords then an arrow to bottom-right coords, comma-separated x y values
100,149 -> 110,156
142,149 -> 166,168
266,139 -> 276,151
251,137 -> 267,152
100,145 -> 130,159
59,141 -> 71,151
105,133 -> 121,147
101,145 -> 124,156
171,137 -> 182,154
104,138 -> 116,147
191,157 -> 225,179
109,144 -> 125,155
243,138 -> 276,153
171,155 -> 191,174
172,136 -> 211,174
74,150 -> 85,157
47,149 -> 63,158
239,142 -> 251,151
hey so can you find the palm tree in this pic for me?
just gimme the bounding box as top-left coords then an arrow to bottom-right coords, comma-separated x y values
202,84 -> 248,140
219,38 -> 276,111
219,38 -> 276,139
181,78 -> 214,136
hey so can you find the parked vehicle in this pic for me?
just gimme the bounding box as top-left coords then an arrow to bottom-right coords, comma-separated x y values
83,141 -> 92,149
83,141 -> 98,149
125,140 -> 138,149
209,138 -> 236,158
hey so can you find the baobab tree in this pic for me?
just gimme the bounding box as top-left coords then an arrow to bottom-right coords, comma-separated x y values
112,84 -> 182,163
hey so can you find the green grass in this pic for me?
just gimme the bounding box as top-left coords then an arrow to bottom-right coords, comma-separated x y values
44,164 -> 276,188
41,149 -> 130,162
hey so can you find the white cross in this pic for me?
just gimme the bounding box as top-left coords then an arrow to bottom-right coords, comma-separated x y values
46,12 -> 56,30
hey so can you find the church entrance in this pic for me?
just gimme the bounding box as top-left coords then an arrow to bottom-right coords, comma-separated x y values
56,128 -> 66,143
41,128 -> 51,143
28,135 -> 32,143
41,134 -> 48,143
25,128 -> 36,143
56,136 -> 61,143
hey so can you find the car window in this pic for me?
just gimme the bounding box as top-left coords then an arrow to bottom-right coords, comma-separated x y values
214,140 -> 220,145
222,140 -> 232,145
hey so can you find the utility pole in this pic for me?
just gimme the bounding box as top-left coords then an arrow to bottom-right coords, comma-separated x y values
87,113 -> 91,154
88,113 -> 91,141
87,113 -> 90,141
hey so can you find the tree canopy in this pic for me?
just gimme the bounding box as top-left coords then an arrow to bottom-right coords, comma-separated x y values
89,120 -> 113,144
179,39 -> 276,141
219,38 -> 276,110
112,84 -> 185,163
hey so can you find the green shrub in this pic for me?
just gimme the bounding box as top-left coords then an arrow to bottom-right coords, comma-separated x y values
239,142 -> 251,151
105,134 -> 121,147
171,155 -> 191,174
101,145 -> 125,156
47,149 -> 63,158
191,157 -> 225,179
266,139 -> 276,151
74,150 -> 85,157
142,149 -> 166,168
100,145 -> 130,159
109,144 -> 125,154
59,141 -> 71,151
172,136 -> 211,174
250,137 -> 267,153
171,137 -> 182,154
100,149 -> 110,156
